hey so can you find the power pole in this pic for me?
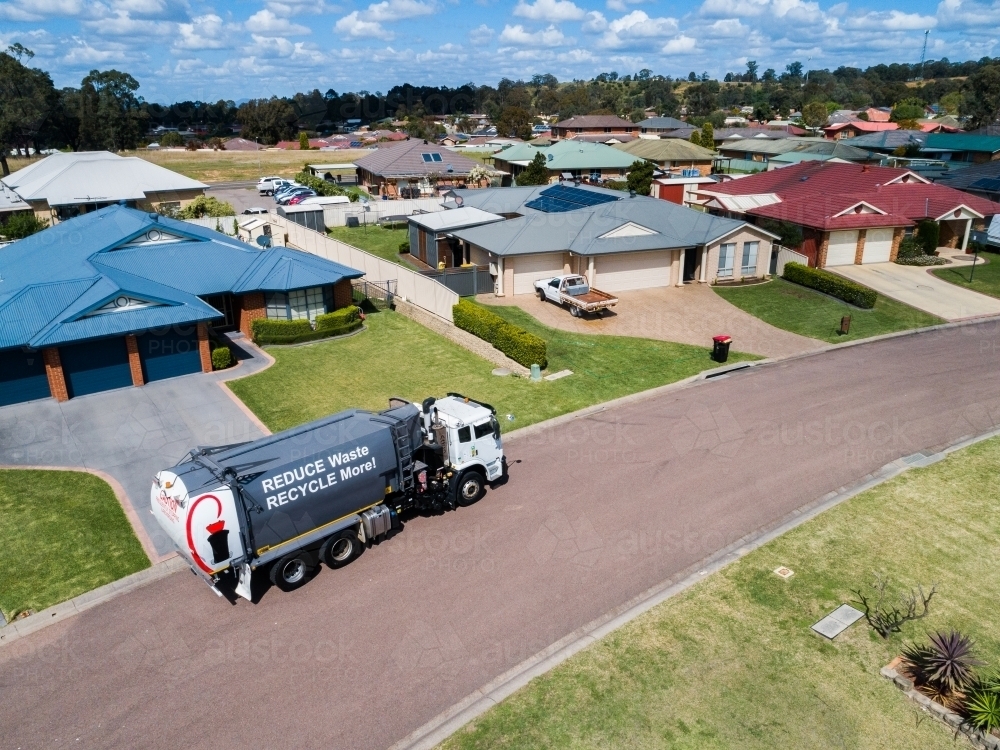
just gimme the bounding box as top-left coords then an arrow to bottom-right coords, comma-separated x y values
918,30 -> 930,81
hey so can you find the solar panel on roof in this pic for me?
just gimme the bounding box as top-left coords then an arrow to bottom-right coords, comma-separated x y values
969,177 -> 1000,192
524,184 -> 621,213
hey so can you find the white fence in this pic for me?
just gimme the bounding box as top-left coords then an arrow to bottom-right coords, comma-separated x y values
278,218 -> 459,322
774,245 -> 810,276
323,198 -> 445,227
183,216 -> 240,235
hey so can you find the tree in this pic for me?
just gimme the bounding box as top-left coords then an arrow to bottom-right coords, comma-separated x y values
516,151 -> 550,186
891,99 -> 925,123
689,130 -> 702,147
78,69 -> 147,151
961,65 -> 1000,129
801,101 -> 829,128
686,81 -> 719,116
496,105 -> 532,140
746,60 -> 759,83
761,68 -> 776,83
784,61 -> 804,80
0,211 -> 48,239
700,122 -> 714,147
177,195 -> 236,219
236,97 -> 297,145
0,45 -> 58,175
159,130 -> 183,147
626,160 -> 654,196
299,131 -> 310,150
939,90 -> 963,115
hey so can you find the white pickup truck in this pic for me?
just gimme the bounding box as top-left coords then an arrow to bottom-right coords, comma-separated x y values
534,274 -> 619,318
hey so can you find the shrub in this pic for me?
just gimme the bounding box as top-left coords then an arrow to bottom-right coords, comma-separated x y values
896,236 -> 924,259
399,240 -> 410,253
251,318 -> 311,343
783,262 -> 877,309
0,212 -> 48,239
178,195 -> 236,218
211,346 -> 233,370
965,683 -> 1000,733
315,305 -> 362,336
917,220 -> 940,255
896,255 -> 947,266
251,310 -> 362,345
453,299 -> 547,369
159,131 -> 184,147
901,631 -> 983,698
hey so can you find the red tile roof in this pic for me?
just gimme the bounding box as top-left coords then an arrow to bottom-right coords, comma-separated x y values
823,121 -> 899,135
702,161 -> 1000,230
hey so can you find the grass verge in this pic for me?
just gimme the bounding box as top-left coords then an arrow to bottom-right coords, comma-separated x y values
327,225 -> 411,266
715,277 -> 944,343
439,436 -> 1000,750
0,470 -> 150,621
932,253 -> 1000,299
226,307 -> 758,433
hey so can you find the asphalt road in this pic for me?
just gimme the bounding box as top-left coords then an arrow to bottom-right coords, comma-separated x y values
5,322 -> 1000,750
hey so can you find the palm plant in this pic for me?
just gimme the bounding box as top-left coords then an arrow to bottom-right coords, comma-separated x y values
965,685 -> 1000,733
901,631 -> 983,699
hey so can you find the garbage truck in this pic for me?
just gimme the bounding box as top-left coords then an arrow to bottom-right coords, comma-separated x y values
151,394 -> 505,599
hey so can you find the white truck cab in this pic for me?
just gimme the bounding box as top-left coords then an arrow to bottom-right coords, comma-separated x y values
426,395 -> 504,482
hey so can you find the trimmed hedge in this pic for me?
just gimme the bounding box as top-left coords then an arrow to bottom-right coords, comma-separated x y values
251,309 -> 362,345
211,346 -> 233,370
453,299 -> 547,369
783,262 -> 877,309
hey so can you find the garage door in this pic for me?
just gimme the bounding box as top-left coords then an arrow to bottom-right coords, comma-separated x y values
862,228 -> 894,264
825,231 -> 858,267
0,349 -> 50,406
596,251 -> 672,292
512,254 -> 565,295
137,328 -> 201,382
60,337 -> 133,398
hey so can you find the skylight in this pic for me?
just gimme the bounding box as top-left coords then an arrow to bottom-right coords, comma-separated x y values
421,153 -> 443,163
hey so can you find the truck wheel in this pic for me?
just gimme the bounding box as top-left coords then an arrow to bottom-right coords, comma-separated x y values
320,529 -> 363,568
569,306 -> 581,318
455,470 -> 485,506
537,289 -> 545,302
269,553 -> 312,591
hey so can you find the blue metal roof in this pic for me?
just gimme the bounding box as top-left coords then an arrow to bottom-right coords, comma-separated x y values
0,205 -> 363,349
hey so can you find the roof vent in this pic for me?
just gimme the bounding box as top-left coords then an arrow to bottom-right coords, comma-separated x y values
799,176 -> 808,181
149,212 -> 159,221
629,189 -> 636,198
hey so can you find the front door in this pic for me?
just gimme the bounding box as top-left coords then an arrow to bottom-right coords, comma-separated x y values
683,247 -> 698,281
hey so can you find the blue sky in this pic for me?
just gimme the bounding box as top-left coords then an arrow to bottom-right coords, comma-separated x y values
1,0 -> 997,103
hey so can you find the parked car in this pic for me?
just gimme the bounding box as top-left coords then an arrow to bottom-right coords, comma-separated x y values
242,207 -> 269,215
257,176 -> 287,195
286,194 -> 315,205
272,184 -> 306,201
277,189 -> 316,205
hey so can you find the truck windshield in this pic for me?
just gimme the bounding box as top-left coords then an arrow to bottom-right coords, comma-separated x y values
473,421 -> 494,439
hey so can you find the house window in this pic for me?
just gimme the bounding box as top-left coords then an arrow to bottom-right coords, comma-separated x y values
590,171 -> 601,181
718,243 -> 735,278
741,241 -> 759,275
265,292 -> 288,319
288,287 -> 326,323
604,127 -> 611,133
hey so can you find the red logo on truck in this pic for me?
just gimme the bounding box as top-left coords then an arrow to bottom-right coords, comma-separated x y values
185,494 -> 223,573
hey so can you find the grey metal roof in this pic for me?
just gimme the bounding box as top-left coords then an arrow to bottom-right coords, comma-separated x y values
552,115 -> 634,129
408,206 -> 504,232
718,137 -> 874,161
451,193 -> 752,257
444,183 -> 625,216
933,160 -> 999,189
839,130 -> 928,151
1,151 -> 207,206
637,117 -> 689,130
354,139 -> 482,178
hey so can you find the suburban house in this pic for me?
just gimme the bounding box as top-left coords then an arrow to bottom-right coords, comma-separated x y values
569,133 -> 638,144
407,206 -> 504,268
442,183 -> 776,295
652,174 -> 719,205
612,139 -> 716,176
549,115 -> 636,141
493,140 -> 638,184
697,161 -> 1000,268
934,160 -> 1000,203
823,121 -> 899,140
919,133 -> 1000,164
1,151 -> 207,224
715,137 -> 877,171
0,206 -> 362,407
354,139 -> 485,197
221,138 -> 265,151
637,116 -> 689,135
838,130 -> 929,156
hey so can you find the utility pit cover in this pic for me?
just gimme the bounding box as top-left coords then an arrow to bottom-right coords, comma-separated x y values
811,604 -> 865,640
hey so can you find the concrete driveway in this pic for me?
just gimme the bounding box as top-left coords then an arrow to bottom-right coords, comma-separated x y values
831,261 -> 1000,321
482,284 -> 824,359
0,335 -> 270,558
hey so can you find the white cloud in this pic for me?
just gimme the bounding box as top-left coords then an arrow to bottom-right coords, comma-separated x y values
468,23 -> 494,43
606,0 -> 646,11
582,10 -> 607,30
174,14 -> 232,50
335,10 -> 394,38
705,17 -> 749,36
661,34 -> 697,53
62,37 -> 132,65
845,10 -> 935,30
599,10 -> 678,48
513,0 -> 585,22
0,0 -> 87,21
82,10 -> 171,35
245,9 -> 311,35
498,23 -> 570,46
936,0 -> 1000,28
266,0 -> 337,14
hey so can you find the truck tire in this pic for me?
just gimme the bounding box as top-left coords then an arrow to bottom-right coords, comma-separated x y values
454,470 -> 485,506
320,529 -> 363,568
537,289 -> 545,302
269,552 -> 313,591
569,305 -> 581,318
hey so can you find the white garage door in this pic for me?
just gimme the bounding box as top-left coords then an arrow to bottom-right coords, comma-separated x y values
512,253 -> 565,295
862,228 -> 894,264
595,251 -> 672,292
825,230 -> 858,267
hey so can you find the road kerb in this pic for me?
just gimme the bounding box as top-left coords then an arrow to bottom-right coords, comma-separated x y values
388,424 -> 1000,750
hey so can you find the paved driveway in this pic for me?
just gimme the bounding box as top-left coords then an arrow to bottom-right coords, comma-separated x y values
831,261 -> 1000,321
0,335 -> 270,557
482,284 -> 824,358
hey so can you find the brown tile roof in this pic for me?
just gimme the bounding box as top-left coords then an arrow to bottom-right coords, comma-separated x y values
552,115 -> 635,129
354,139 -> 482,178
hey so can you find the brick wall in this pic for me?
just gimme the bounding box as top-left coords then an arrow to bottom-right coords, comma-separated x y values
197,323 -> 212,373
43,348 -> 68,402
125,334 -> 144,386
333,279 -> 353,309
239,291 -> 266,337
889,228 -> 904,261
854,229 -> 867,265
817,233 -> 831,268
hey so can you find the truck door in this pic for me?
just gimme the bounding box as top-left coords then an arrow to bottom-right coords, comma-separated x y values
547,278 -> 561,302
471,418 -> 503,471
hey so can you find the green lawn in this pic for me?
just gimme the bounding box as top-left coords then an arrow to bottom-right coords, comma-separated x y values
715,278 -> 944,343
327,225 -> 412,266
0,470 -> 150,621
440,436 -> 1000,750
227,308 -> 758,433
932,252 -> 1000,299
